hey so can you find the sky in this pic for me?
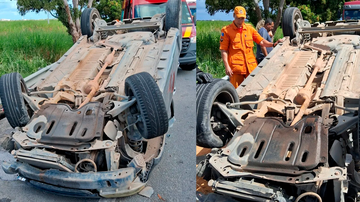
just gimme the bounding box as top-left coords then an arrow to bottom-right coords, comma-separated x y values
0,0 -> 249,21
196,0 -> 233,21
0,0 -> 54,20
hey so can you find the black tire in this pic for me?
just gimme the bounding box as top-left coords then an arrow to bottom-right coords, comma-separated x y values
196,79 -> 239,148
125,72 -> 168,139
165,0 -> 182,49
165,0 -> 182,32
81,8 -> 101,37
0,73 -> 30,128
282,7 -> 303,40
180,63 -> 196,71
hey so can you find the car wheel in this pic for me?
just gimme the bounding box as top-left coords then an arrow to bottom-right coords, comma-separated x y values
282,7 -> 303,40
196,79 -> 239,148
165,0 -> 182,48
0,73 -> 30,128
125,72 -> 168,139
165,0 -> 181,32
81,8 -> 101,37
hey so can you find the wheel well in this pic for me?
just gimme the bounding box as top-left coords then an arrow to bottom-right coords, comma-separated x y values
214,91 -> 235,104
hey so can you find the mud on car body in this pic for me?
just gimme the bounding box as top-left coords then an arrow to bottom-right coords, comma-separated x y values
197,7 -> 360,202
0,0 -> 181,198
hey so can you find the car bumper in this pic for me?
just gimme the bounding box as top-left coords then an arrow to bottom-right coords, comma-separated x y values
3,161 -> 145,198
2,134 -> 166,198
180,42 -> 196,65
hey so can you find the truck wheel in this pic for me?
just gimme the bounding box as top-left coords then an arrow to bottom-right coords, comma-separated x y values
81,8 -> 101,37
165,0 -> 181,32
0,73 -> 30,128
125,72 -> 168,139
196,79 -> 239,148
282,7 -> 303,40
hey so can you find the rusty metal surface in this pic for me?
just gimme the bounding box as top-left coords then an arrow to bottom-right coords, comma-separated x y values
235,42 -> 289,100
209,148 -> 346,183
208,166 -> 347,197
96,21 -> 161,32
237,35 -> 360,106
225,116 -> 327,172
299,23 -> 360,33
320,38 -> 360,100
105,40 -> 148,94
0,12 -> 181,199
28,103 -> 105,146
13,130 -> 114,151
24,36 -> 89,89
37,37 -> 91,90
2,161 -> 138,190
34,29 -> 179,109
12,149 -> 75,172
273,51 -> 316,93
201,16 -> 360,202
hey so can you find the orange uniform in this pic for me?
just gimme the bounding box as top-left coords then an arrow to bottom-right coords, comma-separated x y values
220,22 -> 264,87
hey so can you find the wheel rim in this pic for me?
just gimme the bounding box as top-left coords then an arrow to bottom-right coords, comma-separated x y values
127,88 -> 146,136
135,109 -> 146,135
210,91 -> 235,137
293,12 -> 302,34
20,81 -> 27,93
90,12 -> 99,33
20,79 -> 33,117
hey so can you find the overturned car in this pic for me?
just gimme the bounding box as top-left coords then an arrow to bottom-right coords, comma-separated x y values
197,7 -> 360,202
0,0 -> 181,198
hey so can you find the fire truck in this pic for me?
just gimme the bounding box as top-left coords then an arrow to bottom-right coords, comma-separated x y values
122,0 -> 197,70
343,1 -> 360,20
187,0 -> 196,20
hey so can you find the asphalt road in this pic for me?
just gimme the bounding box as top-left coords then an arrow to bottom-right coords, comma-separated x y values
0,68 -> 196,202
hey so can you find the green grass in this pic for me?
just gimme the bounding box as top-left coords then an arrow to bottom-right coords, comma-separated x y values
196,21 -> 231,78
197,21 -> 283,78
0,20 -> 73,78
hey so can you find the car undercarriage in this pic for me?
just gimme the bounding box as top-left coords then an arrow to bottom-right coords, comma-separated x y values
197,7 -> 360,202
0,1 -> 181,198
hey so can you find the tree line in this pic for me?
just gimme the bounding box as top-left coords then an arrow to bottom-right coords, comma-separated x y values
205,0 -> 346,33
17,0 -> 122,43
16,0 -> 347,43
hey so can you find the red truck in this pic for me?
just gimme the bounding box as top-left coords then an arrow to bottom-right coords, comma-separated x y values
343,1 -> 360,20
122,0 -> 196,70
187,0 -> 196,21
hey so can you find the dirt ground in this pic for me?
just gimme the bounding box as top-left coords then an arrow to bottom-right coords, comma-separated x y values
196,146 -> 213,194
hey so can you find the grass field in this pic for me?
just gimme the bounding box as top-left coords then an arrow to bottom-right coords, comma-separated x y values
0,19 -> 283,79
197,21 -> 283,78
0,20 -> 73,77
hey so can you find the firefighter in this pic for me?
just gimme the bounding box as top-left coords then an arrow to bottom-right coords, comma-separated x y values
220,6 -> 283,88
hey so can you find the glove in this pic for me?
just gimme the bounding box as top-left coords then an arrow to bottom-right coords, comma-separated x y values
196,68 -> 213,84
